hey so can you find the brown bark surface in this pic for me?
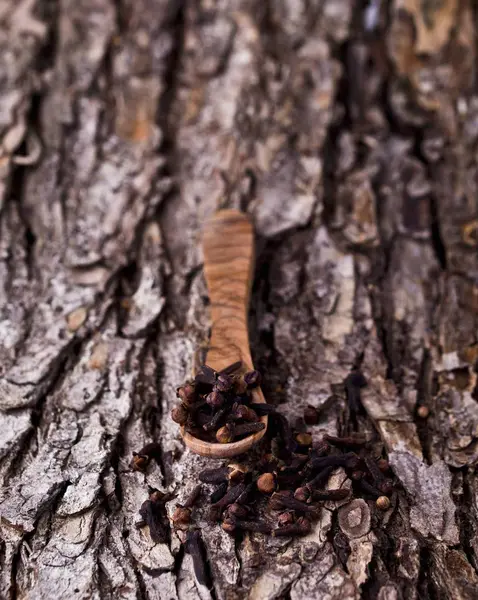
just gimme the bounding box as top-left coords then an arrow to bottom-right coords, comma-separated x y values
1,0 -> 478,598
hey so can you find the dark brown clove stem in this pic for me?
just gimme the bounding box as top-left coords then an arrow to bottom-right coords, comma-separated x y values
364,457 -> 393,494
270,492 -> 319,515
210,481 -> 228,504
219,361 -> 243,375
222,518 -> 272,534
203,407 -> 228,431
306,466 -> 334,489
324,434 -> 368,449
185,531 -> 209,587
183,484 -> 202,508
357,479 -> 382,498
273,517 -> 311,537
198,466 -> 230,484
309,488 -> 350,501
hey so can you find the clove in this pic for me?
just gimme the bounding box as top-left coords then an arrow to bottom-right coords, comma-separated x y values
138,491 -> 168,543
324,434 -> 368,450
203,407 -> 228,431
131,442 -> 162,472
269,492 -> 319,515
222,518 -> 271,534
273,516 -> 311,537
309,488 -> 350,502
185,531 -> 209,587
199,466 -> 230,484
210,481 -> 228,504
364,456 -> 393,494
306,466 -> 334,489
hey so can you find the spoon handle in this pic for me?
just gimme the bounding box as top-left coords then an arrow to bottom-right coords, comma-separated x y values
202,210 -> 255,372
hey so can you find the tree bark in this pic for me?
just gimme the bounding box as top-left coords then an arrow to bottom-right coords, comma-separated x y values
1,0 -> 478,598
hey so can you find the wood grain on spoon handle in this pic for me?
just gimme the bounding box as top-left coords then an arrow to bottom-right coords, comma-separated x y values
203,210 -> 255,372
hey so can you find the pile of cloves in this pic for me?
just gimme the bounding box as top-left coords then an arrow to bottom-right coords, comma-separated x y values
170,362 -> 270,443
136,362 -> 395,558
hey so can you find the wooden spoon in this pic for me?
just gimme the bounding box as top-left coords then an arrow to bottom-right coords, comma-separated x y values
181,209 -> 268,458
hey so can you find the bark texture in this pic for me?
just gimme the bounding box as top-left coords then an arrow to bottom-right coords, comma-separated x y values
1,0 -> 478,598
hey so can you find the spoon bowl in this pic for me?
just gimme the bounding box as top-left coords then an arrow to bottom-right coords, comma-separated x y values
180,209 -> 268,458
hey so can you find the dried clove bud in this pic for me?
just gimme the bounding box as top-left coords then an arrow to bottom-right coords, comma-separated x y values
376,496 -> 391,510
277,511 -> 295,527
219,361 -> 243,375
206,390 -> 225,408
222,517 -> 271,534
214,374 -> 233,393
226,503 -> 249,519
199,466 -> 230,484
195,365 -> 217,386
231,404 -> 259,422
210,482 -> 247,517
344,371 -> 367,413
257,473 -> 276,494
131,442 -> 162,472
172,506 -> 191,530
294,486 -> 311,502
357,479 -> 381,499
377,459 -> 390,473
177,383 -> 196,404
236,482 -> 255,505
217,422 -> 265,443
171,404 -> 189,425
269,492 -> 319,515
304,405 -> 319,425
203,407 -> 228,431
234,422 -> 265,437
324,434 -> 368,450
306,466 -> 334,488
308,453 -> 359,472
185,531 -> 209,587
244,370 -> 262,388
210,481 -> 228,504
233,376 -> 248,395
138,492 -> 168,543
310,441 -> 331,457
216,425 -> 234,443
364,456 -> 393,494
417,405 -> 430,418
310,488 -> 350,501
273,516 -> 311,537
